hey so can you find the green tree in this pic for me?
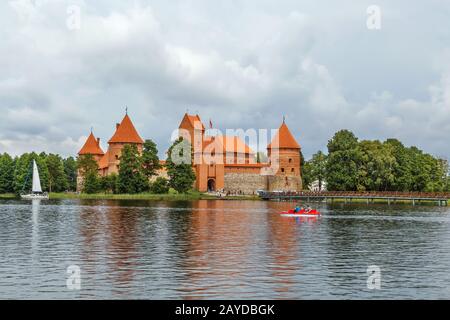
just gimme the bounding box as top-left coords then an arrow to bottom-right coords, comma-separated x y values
150,177 -> 170,194
13,153 -> 49,194
327,130 -> 359,153
84,170 -> 100,194
446,171 -> 450,192
117,144 -> 148,194
0,153 -> 15,193
309,150 -> 327,191
384,139 -> 413,191
325,130 -> 361,191
301,161 -> 313,190
166,138 -> 196,193
358,140 -> 396,191
46,154 -> 68,192
63,157 -> 78,191
323,132 -> 447,192
77,154 -> 99,193
444,161 -> 450,192
142,139 -> 161,180
406,147 -> 445,192
99,173 -> 118,194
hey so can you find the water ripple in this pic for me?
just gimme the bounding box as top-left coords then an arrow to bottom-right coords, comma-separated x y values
0,199 -> 449,299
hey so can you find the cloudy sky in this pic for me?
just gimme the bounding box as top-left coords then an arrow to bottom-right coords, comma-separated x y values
1,0 -> 450,159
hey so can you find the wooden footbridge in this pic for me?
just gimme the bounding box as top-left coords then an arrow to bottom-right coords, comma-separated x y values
259,191 -> 449,206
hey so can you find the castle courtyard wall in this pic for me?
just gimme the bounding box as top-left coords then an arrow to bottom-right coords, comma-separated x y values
223,172 -> 267,195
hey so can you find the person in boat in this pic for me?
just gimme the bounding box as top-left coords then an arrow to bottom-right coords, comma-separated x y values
294,204 -> 301,213
304,205 -> 312,213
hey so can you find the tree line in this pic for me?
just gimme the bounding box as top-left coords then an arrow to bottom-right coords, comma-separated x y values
302,130 -> 450,192
0,138 -> 196,195
0,152 -> 77,194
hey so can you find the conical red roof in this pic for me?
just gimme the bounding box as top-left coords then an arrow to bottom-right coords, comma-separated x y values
98,151 -> 109,169
108,114 -> 144,144
78,132 -> 104,155
267,122 -> 300,149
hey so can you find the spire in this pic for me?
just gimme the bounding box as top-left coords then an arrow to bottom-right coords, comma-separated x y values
78,132 -> 105,155
108,113 -> 144,144
267,120 -> 300,149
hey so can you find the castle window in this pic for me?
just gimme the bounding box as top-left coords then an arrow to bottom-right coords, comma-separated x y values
115,155 -> 119,160
291,168 -> 295,173
281,168 -> 285,173
289,158 -> 292,163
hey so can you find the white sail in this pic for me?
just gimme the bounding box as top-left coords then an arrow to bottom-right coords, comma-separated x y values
32,160 -> 43,193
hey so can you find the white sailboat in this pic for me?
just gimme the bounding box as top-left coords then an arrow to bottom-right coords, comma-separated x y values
21,160 -> 49,200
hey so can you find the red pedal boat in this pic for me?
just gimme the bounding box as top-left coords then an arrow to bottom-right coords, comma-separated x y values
280,209 -> 321,217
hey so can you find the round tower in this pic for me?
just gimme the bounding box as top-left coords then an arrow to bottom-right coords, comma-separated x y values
107,113 -> 144,174
267,119 -> 302,191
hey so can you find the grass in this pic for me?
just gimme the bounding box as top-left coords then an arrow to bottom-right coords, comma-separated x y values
0,193 -> 16,199
47,191 -> 260,201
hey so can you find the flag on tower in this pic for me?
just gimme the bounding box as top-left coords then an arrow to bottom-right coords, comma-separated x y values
209,119 -> 213,129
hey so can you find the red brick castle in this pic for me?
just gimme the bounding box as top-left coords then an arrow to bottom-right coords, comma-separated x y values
78,112 -> 302,194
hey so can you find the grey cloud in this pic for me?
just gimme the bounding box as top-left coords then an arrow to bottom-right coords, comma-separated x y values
0,0 -> 449,160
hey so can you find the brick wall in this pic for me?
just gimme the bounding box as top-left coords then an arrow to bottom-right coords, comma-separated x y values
224,172 -> 267,195
267,175 -> 302,192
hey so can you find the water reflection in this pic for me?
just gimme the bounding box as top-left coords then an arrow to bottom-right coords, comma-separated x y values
78,203 -> 142,298
31,199 -> 40,264
0,199 -> 449,299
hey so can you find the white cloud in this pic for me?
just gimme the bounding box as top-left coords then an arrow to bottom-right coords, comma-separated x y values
0,0 -> 449,160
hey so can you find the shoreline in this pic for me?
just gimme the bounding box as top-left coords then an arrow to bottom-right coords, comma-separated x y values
0,194 -> 16,199
0,192 -> 260,201
1,193 -> 448,204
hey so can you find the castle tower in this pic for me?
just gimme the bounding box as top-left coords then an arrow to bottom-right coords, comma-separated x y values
77,131 -> 105,191
107,113 -> 144,174
178,113 -> 225,192
267,120 -> 302,191
78,131 -> 104,162
178,113 -> 205,155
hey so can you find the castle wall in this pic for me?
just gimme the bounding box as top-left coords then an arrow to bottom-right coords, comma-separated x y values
150,167 -> 169,182
223,172 -> 267,195
76,174 -> 84,192
267,175 -> 302,192
224,165 -> 262,174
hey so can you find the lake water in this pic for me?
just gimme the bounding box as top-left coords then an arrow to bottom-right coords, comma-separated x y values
0,198 -> 449,299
